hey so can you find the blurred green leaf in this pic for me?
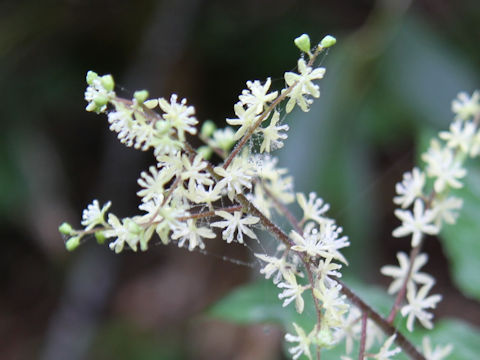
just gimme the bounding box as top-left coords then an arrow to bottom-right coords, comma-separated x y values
439,165 -> 480,301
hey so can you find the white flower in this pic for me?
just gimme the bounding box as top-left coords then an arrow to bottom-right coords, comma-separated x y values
214,156 -> 254,200
238,77 -> 278,115
171,219 -> 216,251
431,196 -> 463,227
372,334 -> 401,360
401,283 -> 442,331
451,90 -> 480,121
81,199 -> 111,231
278,272 -> 309,313
393,168 -> 425,209
180,154 -> 213,187
313,282 -> 348,327
422,336 -> 453,360
334,307 -> 361,355
297,192 -> 330,224
422,139 -> 466,193
439,120 -> 477,154
211,211 -> 259,243
137,166 -> 174,202
255,253 -> 292,284
247,184 -> 273,219
316,255 -> 342,287
105,214 -> 152,253
285,322 -> 314,360
392,199 -> 439,247
187,183 -> 222,205
380,252 -> 434,294
211,126 -> 236,151
284,58 -> 326,113
226,102 -> 260,140
260,111 -> 289,153
158,94 -> 198,141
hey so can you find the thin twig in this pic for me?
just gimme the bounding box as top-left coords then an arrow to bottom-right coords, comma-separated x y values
358,311 -> 368,360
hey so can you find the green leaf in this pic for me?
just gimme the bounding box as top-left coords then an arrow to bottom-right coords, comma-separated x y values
439,165 -> 480,300
206,279 -> 315,331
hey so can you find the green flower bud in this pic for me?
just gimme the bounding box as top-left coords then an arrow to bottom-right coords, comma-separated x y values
294,34 -> 311,53
58,222 -> 74,236
100,74 -> 115,91
86,71 -> 98,85
320,35 -> 336,49
155,120 -> 171,135
144,99 -> 158,109
95,231 -> 107,245
94,95 -> 109,107
134,90 -> 149,104
65,236 -> 81,252
126,219 -> 142,235
201,120 -> 216,138
197,146 -> 213,160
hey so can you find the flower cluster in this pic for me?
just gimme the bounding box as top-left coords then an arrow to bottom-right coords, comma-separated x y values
59,33 -> 478,360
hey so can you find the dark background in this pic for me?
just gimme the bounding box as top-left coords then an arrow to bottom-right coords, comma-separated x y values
1,0 -> 480,359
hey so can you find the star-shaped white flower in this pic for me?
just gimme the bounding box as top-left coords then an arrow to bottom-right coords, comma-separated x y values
211,211 -> 259,243
297,192 -> 330,224
238,77 -> 278,115
285,322 -> 314,360
278,272 -> 309,313
81,199 -> 111,231
226,102 -> 259,140
171,219 -> 216,251
393,168 -> 425,209
372,334 -> 401,360
401,283 -> 442,331
422,336 -> 453,360
392,199 -> 439,247
260,111 -> 289,153
284,58 -> 326,113
380,252 -> 434,294
451,90 -> 480,121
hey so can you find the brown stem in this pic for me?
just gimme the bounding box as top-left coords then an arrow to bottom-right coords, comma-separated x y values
339,280 -> 425,360
358,311 -> 368,360
177,205 -> 242,222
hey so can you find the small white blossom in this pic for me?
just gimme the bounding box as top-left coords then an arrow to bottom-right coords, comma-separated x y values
211,126 -> 236,151
260,111 -> 289,153
187,183 -> 222,205
284,58 -> 326,113
297,192 -> 330,224
431,196 -> 463,227
247,184 -> 273,219
380,252 -> 434,294
255,253 -> 292,284
392,199 -> 439,247
226,102 -> 260,140
81,199 -> 111,231
439,120 -> 477,154
422,139 -> 466,193
137,166 -> 174,202
180,154 -> 213,187
285,323 -> 314,360
393,168 -> 425,209
334,307 -> 361,355
158,94 -> 198,142
313,282 -> 349,327
422,336 -> 453,360
316,255 -> 342,287
372,334 -> 401,360
215,156 -> 254,200
451,90 -> 480,121
238,77 -> 278,115
104,214 -> 151,253
171,219 -> 216,251
278,272 -> 309,313
211,211 -> 259,243
401,283 -> 442,331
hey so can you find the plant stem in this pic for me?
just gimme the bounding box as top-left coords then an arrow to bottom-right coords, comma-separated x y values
358,311 -> 368,360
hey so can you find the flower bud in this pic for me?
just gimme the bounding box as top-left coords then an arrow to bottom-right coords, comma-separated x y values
197,146 -> 213,160
201,120 -> 216,138
320,35 -> 336,49
134,90 -> 149,104
100,74 -> 115,91
94,95 -> 109,107
95,231 -> 107,245
65,236 -> 81,252
86,71 -> 98,85
294,34 -> 311,53
58,222 -> 74,236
